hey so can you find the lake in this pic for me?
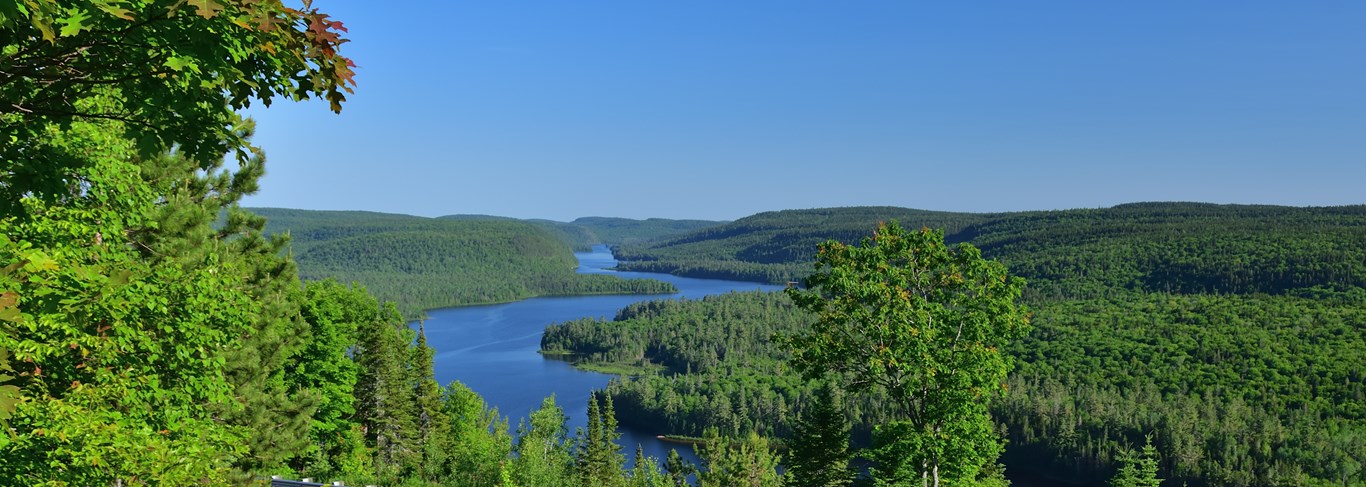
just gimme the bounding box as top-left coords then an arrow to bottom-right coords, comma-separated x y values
418,244 -> 783,466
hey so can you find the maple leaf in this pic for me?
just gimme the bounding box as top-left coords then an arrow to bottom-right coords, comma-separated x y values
93,1 -> 136,21
186,0 -> 224,19
57,9 -> 91,37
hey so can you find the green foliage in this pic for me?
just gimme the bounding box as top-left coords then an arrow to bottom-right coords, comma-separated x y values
290,279 -> 367,474
353,301 -> 419,480
0,134 -> 252,484
571,216 -> 725,248
1109,436 -> 1162,487
252,208 -> 680,318
543,291 -> 832,438
614,207 -> 985,283
786,222 -> 1030,486
596,203 -> 1366,486
997,291 -> 1366,486
433,381 -> 513,487
577,391 -> 627,487
0,0 -> 354,217
510,395 -> 574,487
614,204 -> 1366,296
664,448 -> 696,486
695,429 -> 783,487
787,383 -> 854,487
438,215 -> 724,252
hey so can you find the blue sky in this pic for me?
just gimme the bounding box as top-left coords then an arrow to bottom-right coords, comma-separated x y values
242,1 -> 1366,221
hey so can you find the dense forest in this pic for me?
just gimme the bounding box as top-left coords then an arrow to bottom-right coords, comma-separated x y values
251,208 -> 679,318
549,204 -> 1366,486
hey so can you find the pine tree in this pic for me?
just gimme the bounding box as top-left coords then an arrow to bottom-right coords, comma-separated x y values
696,428 -> 783,487
1110,436 -> 1163,487
787,383 -> 854,487
629,444 -> 668,487
577,391 -> 626,487
664,448 -> 696,487
412,321 -> 452,481
353,303 -> 419,480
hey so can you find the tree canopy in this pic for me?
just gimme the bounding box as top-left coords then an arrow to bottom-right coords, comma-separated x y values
783,222 -> 1030,486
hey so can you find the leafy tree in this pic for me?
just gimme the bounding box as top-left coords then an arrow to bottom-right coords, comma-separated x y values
435,381 -> 512,487
0,127 -> 254,484
510,395 -> 574,487
785,222 -> 1030,486
787,382 -> 854,487
1,1 -> 353,482
0,0 -> 354,216
291,279 -> 369,476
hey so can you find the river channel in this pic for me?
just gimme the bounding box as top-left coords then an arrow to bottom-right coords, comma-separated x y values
418,244 -> 783,466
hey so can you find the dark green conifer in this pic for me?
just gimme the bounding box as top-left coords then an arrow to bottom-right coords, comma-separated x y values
787,383 -> 854,487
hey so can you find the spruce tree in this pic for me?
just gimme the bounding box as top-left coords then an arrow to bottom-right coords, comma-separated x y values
411,321 -> 452,480
787,383 -> 854,487
578,391 -> 626,487
664,448 -> 696,487
696,428 -> 783,487
1110,436 -> 1163,487
353,303 -> 419,480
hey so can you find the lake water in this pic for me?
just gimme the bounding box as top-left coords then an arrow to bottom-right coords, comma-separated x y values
418,244 -> 783,466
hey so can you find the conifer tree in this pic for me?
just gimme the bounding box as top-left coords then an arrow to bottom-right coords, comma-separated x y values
787,383 -> 854,487
1109,436 -> 1163,487
696,428 -> 783,487
578,391 -> 626,487
629,444 -> 669,487
664,448 -> 696,487
353,303 -> 419,479
411,321 -> 452,482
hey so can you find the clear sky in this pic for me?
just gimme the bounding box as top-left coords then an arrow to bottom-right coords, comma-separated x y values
241,1 -> 1366,221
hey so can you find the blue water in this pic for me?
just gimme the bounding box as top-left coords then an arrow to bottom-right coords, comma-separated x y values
418,245 -> 783,465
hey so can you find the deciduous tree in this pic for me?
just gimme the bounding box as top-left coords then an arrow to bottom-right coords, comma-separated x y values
785,222 -> 1030,486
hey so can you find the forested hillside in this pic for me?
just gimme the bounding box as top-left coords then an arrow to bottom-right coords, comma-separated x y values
551,204 -> 1366,486
250,208 -> 677,317
438,214 -> 724,251
614,204 -> 1366,293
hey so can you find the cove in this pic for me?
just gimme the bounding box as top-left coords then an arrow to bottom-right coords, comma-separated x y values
418,244 -> 784,465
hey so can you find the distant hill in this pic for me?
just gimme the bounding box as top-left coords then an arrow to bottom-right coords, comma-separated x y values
614,203 -> 1366,297
436,214 -> 725,251
249,208 -> 677,317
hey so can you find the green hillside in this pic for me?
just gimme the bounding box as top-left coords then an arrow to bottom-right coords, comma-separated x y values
612,206 -> 987,282
549,203 -> 1366,486
437,214 -> 726,251
250,208 -> 677,317
571,216 -> 724,247
615,203 -> 1366,293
